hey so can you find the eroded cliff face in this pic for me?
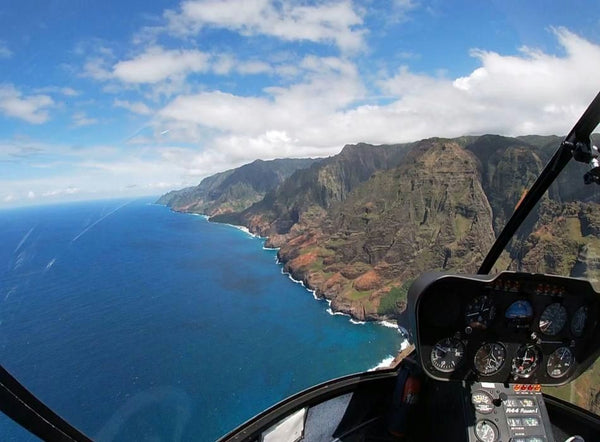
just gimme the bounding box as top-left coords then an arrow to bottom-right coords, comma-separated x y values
158,134 -> 600,323
157,158 -> 319,216
213,142 -> 412,238
275,140 -> 497,320
158,134 -> 600,415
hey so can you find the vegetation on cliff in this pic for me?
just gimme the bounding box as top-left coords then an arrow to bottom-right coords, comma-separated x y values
159,135 -> 600,322
158,133 -> 600,414
157,158 -> 319,216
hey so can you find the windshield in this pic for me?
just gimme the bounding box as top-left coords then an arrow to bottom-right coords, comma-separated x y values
489,150 -> 600,416
2,1 -> 600,440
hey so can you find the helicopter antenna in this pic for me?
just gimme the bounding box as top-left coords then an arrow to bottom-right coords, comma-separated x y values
478,91 -> 600,274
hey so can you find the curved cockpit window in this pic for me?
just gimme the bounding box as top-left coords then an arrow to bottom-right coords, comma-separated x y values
491,151 -> 600,417
2,1 -> 600,440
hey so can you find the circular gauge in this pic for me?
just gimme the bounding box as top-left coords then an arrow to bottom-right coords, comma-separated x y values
511,343 -> 541,378
539,303 -> 567,335
465,295 -> 496,329
471,390 -> 494,414
504,300 -> 533,328
547,347 -> 574,379
430,337 -> 465,373
475,419 -> 499,442
571,306 -> 588,337
474,343 -> 506,376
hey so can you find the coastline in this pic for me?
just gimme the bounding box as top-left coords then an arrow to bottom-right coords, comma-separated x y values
172,206 -> 401,325
165,206 -> 401,326
164,204 -> 409,370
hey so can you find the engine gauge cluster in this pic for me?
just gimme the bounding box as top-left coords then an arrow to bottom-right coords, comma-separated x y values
409,271 -> 600,385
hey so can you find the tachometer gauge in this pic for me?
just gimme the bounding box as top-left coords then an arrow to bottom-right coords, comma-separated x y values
511,343 -> 541,378
471,390 -> 494,414
539,303 -> 567,335
547,346 -> 574,379
430,337 -> 465,373
474,343 -> 506,376
474,419 -> 499,442
571,306 -> 587,337
465,295 -> 496,329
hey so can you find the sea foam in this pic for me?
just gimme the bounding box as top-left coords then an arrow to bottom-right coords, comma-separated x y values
368,355 -> 395,371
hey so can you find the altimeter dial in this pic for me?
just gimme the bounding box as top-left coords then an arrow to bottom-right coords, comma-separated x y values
511,343 -> 541,378
539,303 -> 567,336
474,343 -> 506,376
430,337 -> 465,373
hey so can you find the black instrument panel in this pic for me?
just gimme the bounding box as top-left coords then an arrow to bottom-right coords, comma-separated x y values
408,271 -> 600,385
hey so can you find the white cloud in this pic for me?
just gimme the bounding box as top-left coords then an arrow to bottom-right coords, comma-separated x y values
0,84 -> 54,124
42,187 -> 80,197
153,28 -> 600,175
165,0 -> 365,52
27,191 -> 35,199
0,41 -> 12,59
158,55 -> 362,142
236,60 -> 271,75
112,46 -> 210,83
114,99 -> 152,115
83,57 -> 113,81
72,112 -> 98,127
34,86 -> 80,96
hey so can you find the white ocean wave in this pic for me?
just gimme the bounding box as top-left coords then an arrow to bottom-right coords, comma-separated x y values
15,227 -> 34,253
349,318 -> 366,325
189,213 -> 209,220
378,320 -> 398,329
225,223 -> 262,239
368,355 -> 395,371
262,245 -> 280,251
45,258 -> 56,270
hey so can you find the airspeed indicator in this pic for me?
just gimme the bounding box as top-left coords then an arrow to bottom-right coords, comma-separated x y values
539,303 -> 567,336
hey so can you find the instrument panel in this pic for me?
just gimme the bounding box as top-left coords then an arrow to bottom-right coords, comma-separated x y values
407,271 -> 600,385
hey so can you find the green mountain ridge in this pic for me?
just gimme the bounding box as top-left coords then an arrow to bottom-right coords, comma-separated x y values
157,157 -> 320,216
157,133 -> 600,414
158,135 -> 600,320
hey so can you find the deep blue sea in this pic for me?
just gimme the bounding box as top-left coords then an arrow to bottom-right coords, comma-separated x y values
0,197 -> 403,441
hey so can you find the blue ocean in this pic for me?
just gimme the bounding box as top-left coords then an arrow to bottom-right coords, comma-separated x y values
0,198 -> 403,441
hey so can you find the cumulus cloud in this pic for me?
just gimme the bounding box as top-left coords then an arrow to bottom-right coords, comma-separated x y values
42,187 -> 80,197
158,55 -> 362,140
164,0 -> 365,52
34,86 -> 80,96
0,84 -> 54,124
113,99 -> 152,115
112,46 -> 210,83
72,112 -> 98,127
153,28 -> 600,175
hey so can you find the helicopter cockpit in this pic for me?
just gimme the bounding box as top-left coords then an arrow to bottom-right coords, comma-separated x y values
2,88 -> 600,442
407,271 -> 600,442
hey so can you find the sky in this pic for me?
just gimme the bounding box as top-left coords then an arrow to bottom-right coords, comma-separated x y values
1,0 -> 600,208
